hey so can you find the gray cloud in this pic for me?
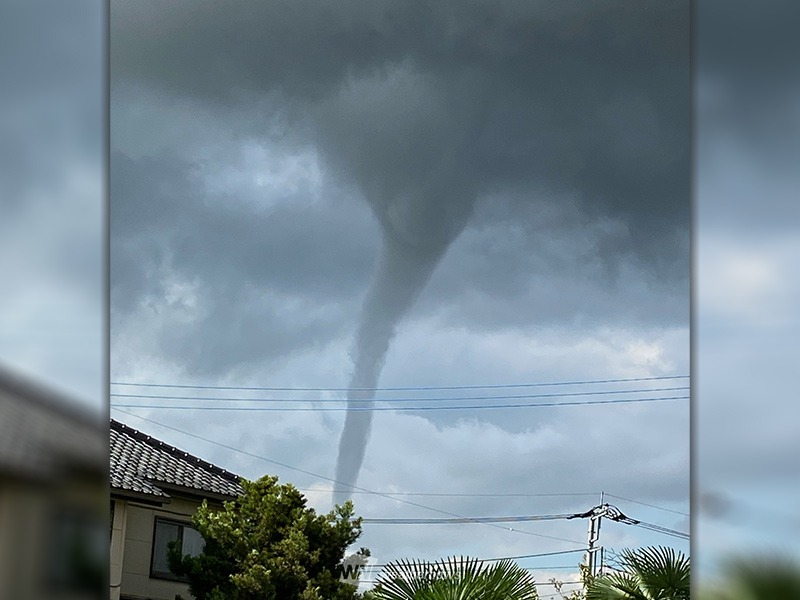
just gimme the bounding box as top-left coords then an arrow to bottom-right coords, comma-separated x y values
110,142 -> 687,379
112,0 -> 689,258
693,0 -> 800,576
112,1 -> 690,374
111,150 -> 381,376
110,0 -> 690,558
1,0 -> 103,406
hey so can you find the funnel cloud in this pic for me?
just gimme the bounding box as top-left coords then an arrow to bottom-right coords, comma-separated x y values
110,0 -> 690,518
333,177 -> 479,503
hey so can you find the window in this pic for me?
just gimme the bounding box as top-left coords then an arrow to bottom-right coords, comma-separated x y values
48,508 -> 107,592
150,517 -> 204,581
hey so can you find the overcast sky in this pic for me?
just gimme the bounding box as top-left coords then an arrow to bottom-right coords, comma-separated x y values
108,0 -> 690,579
5,0 -> 800,588
0,0 -> 103,406
693,0 -> 800,580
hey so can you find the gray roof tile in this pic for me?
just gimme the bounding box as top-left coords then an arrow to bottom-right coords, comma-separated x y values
0,364 -> 105,481
110,420 -> 244,500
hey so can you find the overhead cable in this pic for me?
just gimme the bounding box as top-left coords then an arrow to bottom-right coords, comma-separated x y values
110,374 -> 689,392
111,408 -> 585,546
109,386 -> 689,403
111,394 -> 689,412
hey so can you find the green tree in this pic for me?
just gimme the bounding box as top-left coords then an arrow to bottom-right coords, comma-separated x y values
698,556 -> 800,599
371,556 -> 539,600
585,546 -> 689,600
551,563 -> 591,600
168,475 -> 366,600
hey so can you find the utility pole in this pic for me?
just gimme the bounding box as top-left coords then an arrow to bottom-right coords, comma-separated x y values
567,503 -> 605,584
567,499 -> 641,589
597,492 -> 606,576
586,505 -> 603,578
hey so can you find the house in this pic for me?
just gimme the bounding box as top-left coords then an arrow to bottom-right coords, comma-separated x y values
0,363 -> 106,600
110,419 -> 244,600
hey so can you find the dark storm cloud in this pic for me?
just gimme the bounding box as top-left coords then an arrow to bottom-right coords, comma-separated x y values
696,0 -> 800,234
111,0 -> 689,495
2,0 -> 101,212
416,197 -> 688,332
112,0 -> 690,254
1,0 -> 103,405
111,152 -> 377,298
111,151 -> 380,375
111,0 -> 690,393
695,1 -> 800,569
697,0 -> 800,87
107,4 -> 691,564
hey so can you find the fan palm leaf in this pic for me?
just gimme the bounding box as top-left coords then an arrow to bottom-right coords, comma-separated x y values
373,555 -> 539,600
587,546 -> 689,600
699,556 -> 800,599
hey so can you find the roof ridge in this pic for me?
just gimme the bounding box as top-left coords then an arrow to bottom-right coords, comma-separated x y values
0,361 -> 103,428
110,419 -> 242,484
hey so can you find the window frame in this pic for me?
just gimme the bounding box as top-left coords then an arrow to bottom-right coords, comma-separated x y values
149,516 -> 203,582
47,506 -> 107,592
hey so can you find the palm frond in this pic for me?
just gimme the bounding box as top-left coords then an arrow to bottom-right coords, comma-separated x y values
373,555 -> 539,600
587,572 -> 650,600
702,556 -> 800,600
587,546 -> 689,600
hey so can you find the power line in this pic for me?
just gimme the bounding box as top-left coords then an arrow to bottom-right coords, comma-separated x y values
110,395 -> 689,412
110,374 -> 689,392
298,490 -> 600,498
369,564 -> 580,571
632,520 -> 690,540
356,579 -> 583,587
109,386 -> 689,404
297,489 -> 689,538
569,504 -> 690,543
603,493 -> 689,517
605,506 -> 689,541
477,549 -> 586,563
111,408 -> 586,546
302,488 -> 685,509
368,548 -> 586,569
362,513 -> 576,524
366,566 -> 580,572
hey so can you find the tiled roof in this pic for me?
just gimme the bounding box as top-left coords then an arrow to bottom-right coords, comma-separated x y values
0,363 -> 106,481
110,419 -> 244,500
